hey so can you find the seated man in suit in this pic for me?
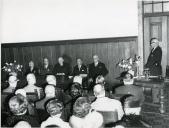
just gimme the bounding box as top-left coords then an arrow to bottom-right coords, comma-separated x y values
25,60 -> 39,76
39,57 -> 53,76
91,84 -> 124,120
115,72 -> 145,115
88,55 -> 108,90
72,58 -> 87,77
72,58 -> 88,88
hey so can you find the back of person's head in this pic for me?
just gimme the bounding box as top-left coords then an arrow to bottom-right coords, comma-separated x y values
93,84 -> 105,98
73,76 -> 82,85
9,95 -> 28,115
73,97 -> 91,118
70,82 -> 82,98
95,75 -> 105,85
46,99 -> 63,116
123,72 -> 134,85
14,121 -> 31,128
8,75 -> 18,84
26,73 -> 36,85
45,85 -> 56,97
46,75 -> 56,85
15,89 -> 27,98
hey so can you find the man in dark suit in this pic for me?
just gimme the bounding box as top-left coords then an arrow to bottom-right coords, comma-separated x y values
25,60 -> 39,76
88,55 -> 108,89
72,58 -> 87,77
53,57 -> 71,89
145,38 -> 162,76
39,57 -> 53,76
115,72 -> 145,107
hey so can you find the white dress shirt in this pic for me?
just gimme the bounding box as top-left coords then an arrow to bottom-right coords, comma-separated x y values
91,97 -> 124,120
41,114 -> 70,128
70,111 -> 103,128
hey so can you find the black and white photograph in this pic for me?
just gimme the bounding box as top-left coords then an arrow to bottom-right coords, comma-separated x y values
1,0 -> 169,127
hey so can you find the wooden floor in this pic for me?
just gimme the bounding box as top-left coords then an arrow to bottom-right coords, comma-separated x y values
141,83 -> 169,128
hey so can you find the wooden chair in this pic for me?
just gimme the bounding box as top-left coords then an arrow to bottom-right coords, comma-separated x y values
97,111 -> 118,124
1,92 -> 14,111
26,90 -> 39,102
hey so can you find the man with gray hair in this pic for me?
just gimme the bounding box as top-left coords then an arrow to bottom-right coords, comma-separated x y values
35,85 -> 56,110
88,55 -> 108,89
145,38 -> 162,76
91,84 -> 124,120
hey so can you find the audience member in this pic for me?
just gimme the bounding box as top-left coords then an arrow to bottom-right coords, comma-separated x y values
25,60 -> 39,76
46,75 -> 71,104
73,76 -> 83,85
35,85 -> 56,110
3,75 -> 19,93
15,89 -> 37,116
95,75 -> 110,92
91,84 -> 124,120
23,73 -> 42,99
14,121 -> 31,128
115,72 -> 145,107
88,55 -> 108,89
121,94 -> 142,115
69,97 -> 103,128
41,99 -> 71,128
5,95 -> 39,127
46,75 -> 57,86
70,83 -> 83,99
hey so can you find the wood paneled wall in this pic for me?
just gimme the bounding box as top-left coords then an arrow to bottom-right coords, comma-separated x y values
1,37 -> 138,84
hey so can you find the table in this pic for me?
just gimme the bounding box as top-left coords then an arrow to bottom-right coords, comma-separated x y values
134,78 -> 165,113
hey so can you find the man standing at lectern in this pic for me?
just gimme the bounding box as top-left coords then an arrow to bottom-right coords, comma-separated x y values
145,38 -> 162,76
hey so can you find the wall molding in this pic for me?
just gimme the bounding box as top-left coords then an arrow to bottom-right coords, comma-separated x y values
2,36 -> 138,48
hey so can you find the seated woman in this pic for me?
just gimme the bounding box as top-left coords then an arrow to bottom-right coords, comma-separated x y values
23,73 -> 42,99
69,97 -> 103,128
5,95 -> 39,127
41,99 -> 70,128
3,75 -> 19,93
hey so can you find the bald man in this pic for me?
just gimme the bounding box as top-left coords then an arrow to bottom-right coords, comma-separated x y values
91,84 -> 124,120
88,55 -> 108,89
145,38 -> 162,76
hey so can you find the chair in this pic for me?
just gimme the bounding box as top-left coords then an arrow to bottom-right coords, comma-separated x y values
1,92 -> 14,111
97,111 -> 118,124
26,90 -> 39,102
120,94 -> 152,128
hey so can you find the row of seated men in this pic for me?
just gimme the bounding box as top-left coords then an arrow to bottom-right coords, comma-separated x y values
1,71 -> 151,128
2,55 -> 109,91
